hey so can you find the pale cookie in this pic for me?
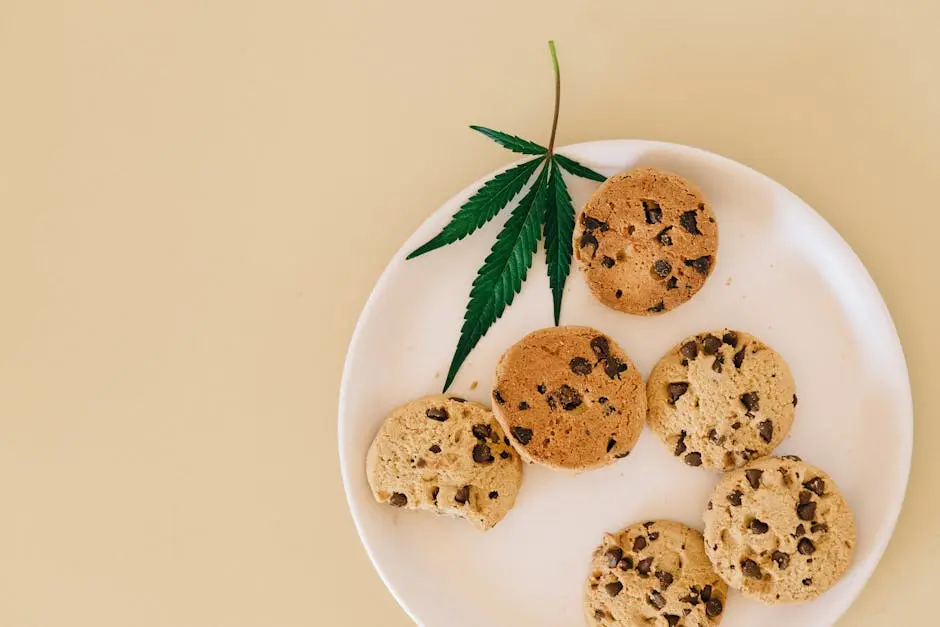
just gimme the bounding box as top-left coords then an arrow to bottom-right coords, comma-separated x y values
648,330 -> 796,470
366,394 -> 523,531
585,520 -> 729,626
703,456 -> 856,604
491,326 -> 645,471
573,167 -> 718,315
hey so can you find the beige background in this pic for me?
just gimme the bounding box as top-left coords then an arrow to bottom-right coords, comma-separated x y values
0,1 -> 936,625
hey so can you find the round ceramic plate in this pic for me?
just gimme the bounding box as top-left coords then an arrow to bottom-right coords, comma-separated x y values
338,140 -> 912,627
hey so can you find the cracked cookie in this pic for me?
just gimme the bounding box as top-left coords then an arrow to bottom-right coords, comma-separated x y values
585,520 -> 728,626
573,167 -> 718,315
648,330 -> 796,470
366,394 -> 523,531
703,456 -> 856,604
491,326 -> 645,471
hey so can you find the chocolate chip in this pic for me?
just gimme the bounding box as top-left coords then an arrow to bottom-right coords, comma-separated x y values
722,331 -> 738,347
614,451 -> 630,459
656,571 -> 674,589
733,347 -> 746,368
797,501 -> 817,521
643,200 -> 662,224
428,443 -> 442,454
603,357 -> 628,379
604,581 -> 623,597
745,469 -> 763,489
802,578 -> 812,586
618,556 -> 634,571
684,452 -> 703,466
598,396 -> 608,404
472,424 -> 492,440
605,438 -> 617,453
707,500 -> 713,510
570,357 -> 593,376
504,436 -> 510,446
636,557 -> 653,576
727,491 -> 743,508
706,598 -> 724,618
707,428 -> 721,443
656,225 -> 674,246
579,231 -> 599,255
758,420 -> 774,443
740,391 -> 760,412
493,390 -> 505,405
731,421 -> 742,429
606,547 -> 623,568
700,585 -> 712,602
701,334 -> 722,355
415,458 -> 426,468
684,255 -> 712,275
601,255 -> 615,268
488,491 -> 498,499
615,289 -> 623,298
712,354 -> 724,373
811,522 -> 829,534
648,532 -> 660,541
741,559 -> 762,579
664,614 -> 680,627
674,431 -> 688,456
431,487 -> 439,503
667,382 -> 689,404
793,394 -> 799,407
499,451 -> 509,459
742,448 -> 758,461
749,518 -> 769,534
783,454 -> 802,461
648,301 -> 665,313
633,536 -> 647,551
546,396 -> 556,411
680,210 -> 701,235
536,384 -> 546,394
425,407 -> 449,422
627,225 -> 636,235
454,486 -> 469,504
771,550 -> 790,570
666,276 -> 678,290
472,443 -> 494,464
803,477 -> 826,496
594,609 -> 605,620
590,336 -> 611,360
797,537 -> 816,555
555,384 -> 583,410
795,523 -> 806,537
653,259 -> 672,277
510,426 -> 533,445
581,214 -> 610,231
648,590 -> 666,610
389,493 -> 407,507
680,341 -> 699,360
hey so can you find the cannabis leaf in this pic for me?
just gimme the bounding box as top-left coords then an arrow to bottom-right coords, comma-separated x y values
406,41 -> 608,391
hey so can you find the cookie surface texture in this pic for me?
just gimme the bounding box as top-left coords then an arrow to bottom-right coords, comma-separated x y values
573,167 -> 718,315
703,456 -> 857,604
585,520 -> 729,626
647,329 -> 796,470
492,326 -> 645,471
365,394 -> 523,531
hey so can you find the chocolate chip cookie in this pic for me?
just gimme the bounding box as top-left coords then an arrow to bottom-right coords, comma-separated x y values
365,394 -> 523,531
491,326 -> 645,471
573,167 -> 718,315
703,456 -> 856,604
647,330 -> 796,470
585,520 -> 729,626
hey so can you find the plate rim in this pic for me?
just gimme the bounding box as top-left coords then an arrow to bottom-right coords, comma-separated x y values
337,138 -> 914,627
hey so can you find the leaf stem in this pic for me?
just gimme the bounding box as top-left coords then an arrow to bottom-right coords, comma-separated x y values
547,40 -> 561,155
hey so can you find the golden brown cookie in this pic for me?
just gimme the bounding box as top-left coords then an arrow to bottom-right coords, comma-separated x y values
585,520 -> 729,626
573,167 -> 718,315
647,330 -> 796,470
491,326 -> 645,471
703,456 -> 856,604
366,395 -> 523,531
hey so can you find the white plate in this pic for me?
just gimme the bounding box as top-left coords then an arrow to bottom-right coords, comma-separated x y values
338,140 -> 912,627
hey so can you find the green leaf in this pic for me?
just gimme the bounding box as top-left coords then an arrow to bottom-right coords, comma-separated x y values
555,153 -> 607,182
406,157 -> 543,259
469,125 -> 548,155
443,164 -> 550,391
543,158 -> 575,325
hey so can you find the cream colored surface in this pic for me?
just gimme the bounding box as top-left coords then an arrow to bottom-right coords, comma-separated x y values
0,1 -> 934,625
